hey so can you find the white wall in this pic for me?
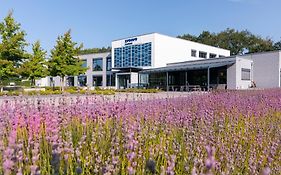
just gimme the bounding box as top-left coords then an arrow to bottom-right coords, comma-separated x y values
78,52 -> 110,87
111,33 -> 230,69
154,33 -> 230,68
242,51 -> 280,88
235,57 -> 253,89
130,72 -> 139,87
227,63 -> 236,89
227,57 -> 253,89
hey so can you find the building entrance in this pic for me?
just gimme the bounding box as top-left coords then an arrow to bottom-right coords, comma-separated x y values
117,74 -> 131,89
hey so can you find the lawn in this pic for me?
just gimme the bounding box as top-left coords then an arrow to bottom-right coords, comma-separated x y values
0,90 -> 280,174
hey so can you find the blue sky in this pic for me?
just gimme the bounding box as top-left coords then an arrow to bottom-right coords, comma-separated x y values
0,0 -> 281,52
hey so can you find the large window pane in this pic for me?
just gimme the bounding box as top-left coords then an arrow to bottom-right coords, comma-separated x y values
81,59 -> 87,68
93,58 -> 103,71
106,74 -> 115,86
106,57 -> 112,71
93,76 -> 103,86
114,42 -> 152,68
78,75 -> 87,86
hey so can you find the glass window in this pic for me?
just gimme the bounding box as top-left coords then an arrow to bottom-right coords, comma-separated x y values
93,58 -> 103,71
241,68 -> 251,80
209,53 -> 217,58
113,42 -> 152,68
106,57 -> 112,71
106,74 -> 115,86
81,59 -> 87,68
219,55 -> 225,58
199,51 -> 207,58
191,50 -> 197,57
93,76 -> 103,86
78,75 -> 87,87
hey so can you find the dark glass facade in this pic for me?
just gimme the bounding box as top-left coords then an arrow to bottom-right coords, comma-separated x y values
106,74 -> 115,86
114,42 -> 152,68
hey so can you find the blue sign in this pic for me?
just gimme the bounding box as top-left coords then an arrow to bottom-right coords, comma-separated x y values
125,38 -> 137,44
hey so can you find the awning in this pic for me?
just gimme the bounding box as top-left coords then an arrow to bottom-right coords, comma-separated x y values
112,67 -> 143,72
140,60 -> 235,73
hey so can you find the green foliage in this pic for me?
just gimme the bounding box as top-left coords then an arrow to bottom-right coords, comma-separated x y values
0,11 -> 28,67
178,28 -> 278,55
78,47 -> 111,55
48,30 -> 88,91
273,39 -> 281,50
18,41 -> 48,86
0,59 -> 14,83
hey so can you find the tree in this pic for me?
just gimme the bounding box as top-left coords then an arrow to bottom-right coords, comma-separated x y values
178,28 -> 276,55
273,39 -> 281,50
0,11 -> 28,68
18,41 -> 48,86
78,46 -> 111,55
48,30 -> 87,91
0,59 -> 14,89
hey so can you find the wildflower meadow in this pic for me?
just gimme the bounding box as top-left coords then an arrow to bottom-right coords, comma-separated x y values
0,90 -> 280,175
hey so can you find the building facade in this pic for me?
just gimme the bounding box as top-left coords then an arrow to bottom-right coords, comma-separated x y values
241,51 -> 281,88
36,33 -> 281,90
112,33 -> 230,89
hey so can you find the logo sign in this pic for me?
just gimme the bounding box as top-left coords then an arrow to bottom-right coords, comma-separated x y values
125,38 -> 137,45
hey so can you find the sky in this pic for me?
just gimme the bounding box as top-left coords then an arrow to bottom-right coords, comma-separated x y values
0,0 -> 281,53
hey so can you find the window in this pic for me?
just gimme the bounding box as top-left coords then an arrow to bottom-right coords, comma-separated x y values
93,76 -> 103,86
219,55 -> 225,58
114,42 -> 152,68
209,53 -> 217,58
106,74 -> 115,86
81,59 -> 87,68
199,51 -> 207,58
241,68 -> 251,80
78,75 -> 87,87
106,57 -> 112,71
93,58 -> 103,71
191,50 -> 197,57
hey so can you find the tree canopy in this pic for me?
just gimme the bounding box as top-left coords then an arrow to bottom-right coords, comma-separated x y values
78,47 -> 111,55
48,30 -> 87,90
178,28 -> 279,55
0,11 -> 28,67
19,41 -> 48,86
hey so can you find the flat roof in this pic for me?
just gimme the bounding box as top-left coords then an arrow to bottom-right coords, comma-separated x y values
240,50 -> 281,57
140,58 -> 236,73
167,56 -> 237,66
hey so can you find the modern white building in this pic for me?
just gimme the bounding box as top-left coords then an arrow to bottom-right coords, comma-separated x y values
112,33 -> 230,89
241,50 -> 281,88
36,32 -> 280,90
37,52 -> 115,88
